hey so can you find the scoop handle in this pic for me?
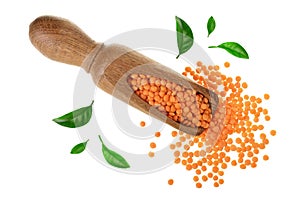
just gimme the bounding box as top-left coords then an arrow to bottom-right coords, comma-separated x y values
29,16 -> 97,66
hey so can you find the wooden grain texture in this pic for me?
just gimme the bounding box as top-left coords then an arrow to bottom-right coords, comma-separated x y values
29,16 -> 97,66
29,16 -> 219,136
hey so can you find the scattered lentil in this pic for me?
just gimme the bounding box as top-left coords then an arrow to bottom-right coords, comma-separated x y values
150,142 -> 156,149
168,179 -> 174,185
140,121 -> 146,127
224,62 -> 230,68
148,151 -> 155,158
165,61 -> 276,188
155,132 -> 161,137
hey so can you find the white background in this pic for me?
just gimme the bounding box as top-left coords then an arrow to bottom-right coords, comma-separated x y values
1,0 -> 299,199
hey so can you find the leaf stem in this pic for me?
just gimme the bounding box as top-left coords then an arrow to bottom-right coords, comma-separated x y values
98,135 -> 104,144
176,54 -> 180,59
90,100 -> 94,106
208,46 -> 218,48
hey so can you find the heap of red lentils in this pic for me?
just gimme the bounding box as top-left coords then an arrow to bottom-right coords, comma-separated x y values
140,61 -> 275,188
128,74 -> 212,129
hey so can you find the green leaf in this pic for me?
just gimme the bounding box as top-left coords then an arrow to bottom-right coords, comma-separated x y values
53,100 -> 94,128
209,42 -> 249,59
70,140 -> 89,154
207,16 -> 216,37
98,135 -> 130,169
175,16 -> 194,59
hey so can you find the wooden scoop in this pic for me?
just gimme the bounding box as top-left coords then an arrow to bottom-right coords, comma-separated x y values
29,16 -> 219,136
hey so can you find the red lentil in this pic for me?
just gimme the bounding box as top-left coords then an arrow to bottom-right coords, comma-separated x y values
148,151 -> 155,158
150,142 -> 156,149
168,179 -> 174,185
224,62 -> 230,68
155,132 -> 161,137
